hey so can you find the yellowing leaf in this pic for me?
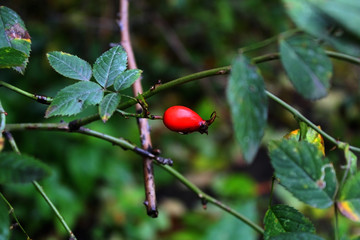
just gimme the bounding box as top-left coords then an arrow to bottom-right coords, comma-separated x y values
337,201 -> 360,222
284,126 -> 325,155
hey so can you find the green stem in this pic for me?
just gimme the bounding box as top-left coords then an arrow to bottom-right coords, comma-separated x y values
158,164 -> 264,235
5,123 -> 172,165
268,176 -> 276,208
334,203 -> 340,240
67,50 -> 360,129
0,81 -> 52,105
239,29 -> 301,53
4,131 -> 77,240
265,91 -> 360,152
4,122 -> 263,234
116,109 -> 163,120
0,192 -> 31,239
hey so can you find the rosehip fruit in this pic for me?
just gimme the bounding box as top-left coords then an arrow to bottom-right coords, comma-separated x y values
163,106 -> 216,134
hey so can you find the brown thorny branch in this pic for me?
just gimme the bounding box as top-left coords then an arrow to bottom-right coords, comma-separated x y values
119,0 -> 158,217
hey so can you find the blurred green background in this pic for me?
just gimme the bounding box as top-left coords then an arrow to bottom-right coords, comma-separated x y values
1,0 -> 360,239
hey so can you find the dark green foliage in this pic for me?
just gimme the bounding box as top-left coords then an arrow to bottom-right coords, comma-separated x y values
0,47 -> 27,68
279,34 -> 332,100
227,54 -> 268,163
264,204 -> 315,239
0,6 -> 31,73
0,200 -> 9,240
0,152 -> 50,184
269,140 -> 337,208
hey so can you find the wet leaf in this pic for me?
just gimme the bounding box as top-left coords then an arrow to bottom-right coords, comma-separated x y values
45,81 -> 103,118
226,54 -> 268,163
0,152 -> 50,183
99,93 -> 121,123
269,139 -> 337,208
93,46 -> 128,88
280,35 -> 332,100
264,204 -> 315,240
47,51 -> 92,81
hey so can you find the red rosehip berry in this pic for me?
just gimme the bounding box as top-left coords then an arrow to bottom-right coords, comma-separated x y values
163,106 -> 216,134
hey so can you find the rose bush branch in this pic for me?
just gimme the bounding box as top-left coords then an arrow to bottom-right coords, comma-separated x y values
0,192 -> 31,240
119,0 -> 158,217
0,80 -> 52,104
158,164 -> 265,235
4,123 -> 173,165
3,131 -> 77,240
4,122 -> 262,235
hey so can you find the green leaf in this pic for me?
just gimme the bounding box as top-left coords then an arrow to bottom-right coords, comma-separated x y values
337,172 -> 360,222
264,204 -> 315,240
114,69 -> 142,91
93,46 -> 128,88
0,152 -> 51,183
269,139 -> 337,208
226,54 -> 268,163
282,0 -> 330,39
0,6 -> 31,73
312,0 -> 360,39
45,81 -> 103,118
282,0 -> 360,57
271,232 -> 324,240
0,47 -> 27,68
344,145 -> 357,176
279,35 -> 332,100
0,200 -> 9,240
99,93 -> 121,123
47,51 -> 92,81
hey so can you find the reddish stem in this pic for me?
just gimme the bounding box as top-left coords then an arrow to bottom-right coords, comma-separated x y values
119,0 -> 158,217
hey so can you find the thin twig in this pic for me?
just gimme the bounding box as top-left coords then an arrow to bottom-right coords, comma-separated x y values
3,131 -> 77,240
4,122 -> 263,234
158,164 -> 264,235
4,123 -> 172,165
0,192 -> 31,239
0,81 -> 52,105
119,0 -> 158,217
